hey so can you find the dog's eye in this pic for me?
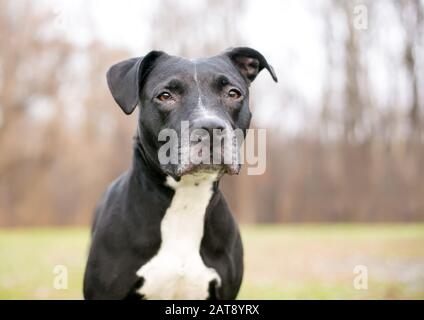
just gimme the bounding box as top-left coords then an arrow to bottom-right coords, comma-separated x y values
220,78 -> 229,86
228,89 -> 241,99
156,92 -> 172,101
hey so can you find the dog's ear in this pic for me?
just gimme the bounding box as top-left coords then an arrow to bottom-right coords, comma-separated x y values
106,51 -> 165,115
224,47 -> 278,84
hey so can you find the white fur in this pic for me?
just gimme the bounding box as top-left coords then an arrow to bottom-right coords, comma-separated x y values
192,61 -> 232,131
136,173 -> 221,299
193,62 -> 205,111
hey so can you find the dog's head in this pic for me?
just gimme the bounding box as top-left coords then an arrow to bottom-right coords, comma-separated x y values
106,47 -> 277,178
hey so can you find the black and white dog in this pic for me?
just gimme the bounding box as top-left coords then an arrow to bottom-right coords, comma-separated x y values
83,47 -> 277,300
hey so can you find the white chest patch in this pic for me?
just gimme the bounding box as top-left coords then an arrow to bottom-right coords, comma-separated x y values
136,173 -> 221,299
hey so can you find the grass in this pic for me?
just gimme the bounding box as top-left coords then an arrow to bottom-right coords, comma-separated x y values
0,224 -> 423,299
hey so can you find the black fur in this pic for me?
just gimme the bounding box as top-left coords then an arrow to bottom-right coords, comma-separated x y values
83,47 -> 277,299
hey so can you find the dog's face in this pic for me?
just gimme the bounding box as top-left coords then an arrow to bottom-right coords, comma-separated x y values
107,48 -> 277,178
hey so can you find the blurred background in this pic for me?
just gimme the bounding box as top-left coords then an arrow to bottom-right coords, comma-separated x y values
0,0 -> 423,299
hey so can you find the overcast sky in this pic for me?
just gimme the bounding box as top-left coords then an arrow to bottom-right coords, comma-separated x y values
39,0 -> 408,135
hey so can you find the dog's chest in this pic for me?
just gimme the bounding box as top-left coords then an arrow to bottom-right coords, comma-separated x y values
136,174 -> 221,299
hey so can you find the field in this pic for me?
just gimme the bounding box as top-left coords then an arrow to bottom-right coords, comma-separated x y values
0,224 -> 423,299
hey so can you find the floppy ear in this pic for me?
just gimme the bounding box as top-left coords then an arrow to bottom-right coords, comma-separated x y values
106,51 -> 165,114
224,47 -> 278,84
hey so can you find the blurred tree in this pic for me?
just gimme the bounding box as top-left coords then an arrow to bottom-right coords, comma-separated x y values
396,0 -> 423,142
0,0 -> 423,226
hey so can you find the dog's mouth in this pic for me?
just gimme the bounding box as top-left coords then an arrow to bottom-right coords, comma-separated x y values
162,158 -> 241,179
160,143 -> 241,178
157,127 -> 243,178
175,162 -> 241,177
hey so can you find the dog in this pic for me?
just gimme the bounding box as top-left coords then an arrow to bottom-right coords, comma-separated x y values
83,47 -> 277,300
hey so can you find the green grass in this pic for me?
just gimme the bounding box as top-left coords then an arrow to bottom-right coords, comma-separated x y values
0,224 -> 423,299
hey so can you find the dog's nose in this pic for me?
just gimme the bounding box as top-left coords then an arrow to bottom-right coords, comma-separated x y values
192,118 -> 226,138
